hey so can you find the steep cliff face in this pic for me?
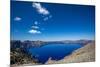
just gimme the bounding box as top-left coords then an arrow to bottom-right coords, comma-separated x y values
45,42 -> 95,64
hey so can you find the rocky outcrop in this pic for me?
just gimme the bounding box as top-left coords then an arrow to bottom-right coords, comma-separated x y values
10,48 -> 38,66
45,42 -> 95,64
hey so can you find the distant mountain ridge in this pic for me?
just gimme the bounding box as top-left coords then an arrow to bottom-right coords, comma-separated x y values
11,40 -> 94,48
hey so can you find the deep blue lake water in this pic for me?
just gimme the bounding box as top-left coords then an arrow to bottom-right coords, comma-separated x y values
28,43 -> 83,64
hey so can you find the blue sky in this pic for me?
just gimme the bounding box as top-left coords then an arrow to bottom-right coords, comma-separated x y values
11,1 -> 95,41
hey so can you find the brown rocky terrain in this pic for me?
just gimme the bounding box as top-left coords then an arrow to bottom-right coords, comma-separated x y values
45,42 -> 95,64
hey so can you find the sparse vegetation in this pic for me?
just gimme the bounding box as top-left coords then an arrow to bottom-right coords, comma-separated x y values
10,40 -> 39,66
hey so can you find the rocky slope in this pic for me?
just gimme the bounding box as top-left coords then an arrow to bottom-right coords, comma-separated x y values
45,42 -> 95,64
10,48 -> 39,67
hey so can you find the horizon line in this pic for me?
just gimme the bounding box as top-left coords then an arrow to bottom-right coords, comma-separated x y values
10,39 -> 95,42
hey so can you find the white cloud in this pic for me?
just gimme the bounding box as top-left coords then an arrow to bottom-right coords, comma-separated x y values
28,29 -> 41,34
34,21 -> 38,25
32,3 -> 49,15
32,2 -> 52,21
43,17 -> 49,21
43,15 -> 52,21
32,26 -> 39,29
14,17 -> 21,21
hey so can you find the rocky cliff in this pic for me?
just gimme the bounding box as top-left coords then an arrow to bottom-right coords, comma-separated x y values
45,42 -> 95,64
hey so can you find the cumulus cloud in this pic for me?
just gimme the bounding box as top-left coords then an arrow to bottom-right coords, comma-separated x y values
32,26 -> 39,29
32,2 -> 52,21
34,21 -> 38,25
32,2 -> 49,15
28,29 -> 41,34
14,17 -> 21,21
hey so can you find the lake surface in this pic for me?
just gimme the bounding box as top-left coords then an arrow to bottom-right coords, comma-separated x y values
28,43 -> 83,64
